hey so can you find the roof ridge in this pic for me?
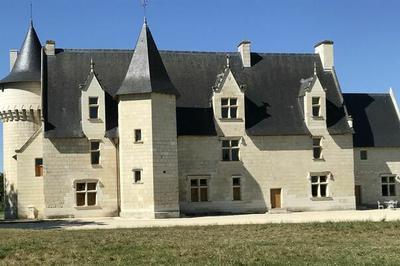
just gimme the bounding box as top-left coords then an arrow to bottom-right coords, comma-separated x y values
344,92 -> 390,96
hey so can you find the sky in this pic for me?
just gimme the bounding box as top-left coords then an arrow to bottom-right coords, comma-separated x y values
0,0 -> 400,171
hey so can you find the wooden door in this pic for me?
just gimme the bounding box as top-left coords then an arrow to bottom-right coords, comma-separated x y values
355,186 -> 362,207
270,189 -> 281,209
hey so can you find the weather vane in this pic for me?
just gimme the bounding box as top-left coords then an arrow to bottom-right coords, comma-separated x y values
30,1 -> 33,23
141,0 -> 149,17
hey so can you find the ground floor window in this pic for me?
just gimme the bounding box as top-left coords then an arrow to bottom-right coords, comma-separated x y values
232,177 -> 241,201
76,181 -> 98,207
382,175 -> 396,196
311,175 -> 328,198
190,178 -> 208,202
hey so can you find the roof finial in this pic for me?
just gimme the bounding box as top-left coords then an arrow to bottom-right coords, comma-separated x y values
90,58 -> 95,73
141,0 -> 149,22
30,1 -> 33,25
226,54 -> 230,69
313,60 -> 317,76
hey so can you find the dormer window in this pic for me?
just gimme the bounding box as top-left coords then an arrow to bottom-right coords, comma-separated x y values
89,97 -> 99,119
312,97 -> 321,117
221,98 -> 238,119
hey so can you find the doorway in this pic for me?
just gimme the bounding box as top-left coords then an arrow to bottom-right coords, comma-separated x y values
355,185 -> 362,207
270,188 -> 282,209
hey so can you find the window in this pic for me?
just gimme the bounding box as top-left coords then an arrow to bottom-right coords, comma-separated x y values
90,141 -> 100,165
190,178 -> 208,202
76,181 -> 97,207
312,97 -> 321,117
89,97 -> 99,119
311,175 -> 329,198
312,137 -> 322,159
382,175 -> 396,196
222,139 -> 240,161
133,169 -> 142,183
232,177 -> 241,201
221,98 -> 238,119
35,158 -> 43,177
134,129 -> 142,143
360,150 -> 368,160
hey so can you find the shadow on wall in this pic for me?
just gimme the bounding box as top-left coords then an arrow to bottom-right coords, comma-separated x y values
0,219 -> 107,230
4,180 -> 17,219
50,138 -> 89,154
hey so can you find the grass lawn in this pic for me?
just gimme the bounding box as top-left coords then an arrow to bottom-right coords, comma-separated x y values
0,222 -> 400,265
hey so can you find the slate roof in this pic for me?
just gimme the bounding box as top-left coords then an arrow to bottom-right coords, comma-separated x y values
0,22 -> 42,86
43,48 -> 352,138
117,21 -> 178,96
343,93 -> 400,147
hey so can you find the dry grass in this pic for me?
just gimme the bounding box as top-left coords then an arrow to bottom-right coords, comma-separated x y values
0,222 -> 400,265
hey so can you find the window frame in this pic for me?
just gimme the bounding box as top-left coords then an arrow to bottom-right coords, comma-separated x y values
312,97 -> 321,118
310,174 -> 329,198
90,140 -> 101,165
222,139 -> 240,161
88,96 -> 99,120
232,176 -> 242,201
381,175 -> 396,197
360,150 -> 368,160
34,158 -> 43,177
312,137 -> 323,160
221,97 -> 239,119
189,177 -> 209,203
75,180 -> 98,207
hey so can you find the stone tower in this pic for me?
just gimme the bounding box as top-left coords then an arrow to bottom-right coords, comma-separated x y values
0,22 -> 42,219
116,20 -> 180,218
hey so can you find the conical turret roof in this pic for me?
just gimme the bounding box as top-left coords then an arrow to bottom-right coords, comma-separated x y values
0,22 -> 42,86
116,20 -> 178,96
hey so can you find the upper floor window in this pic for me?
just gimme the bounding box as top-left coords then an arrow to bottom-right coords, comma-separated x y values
90,140 -> 100,165
311,175 -> 328,198
222,139 -> 240,161
360,150 -> 368,160
382,175 -> 396,196
89,97 -> 99,119
134,129 -> 142,143
312,97 -> 321,117
76,181 -> 97,207
312,137 -> 323,159
35,158 -> 43,177
221,98 -> 238,119
133,169 -> 142,183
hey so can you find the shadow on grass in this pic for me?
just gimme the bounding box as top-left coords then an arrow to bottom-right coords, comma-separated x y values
0,219 -> 107,230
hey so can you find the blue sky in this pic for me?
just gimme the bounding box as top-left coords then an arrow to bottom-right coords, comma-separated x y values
0,0 -> 400,171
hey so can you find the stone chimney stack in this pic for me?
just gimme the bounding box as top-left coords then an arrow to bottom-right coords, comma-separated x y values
45,40 -> 56,56
314,40 -> 334,71
238,40 -> 251,68
9,50 -> 19,71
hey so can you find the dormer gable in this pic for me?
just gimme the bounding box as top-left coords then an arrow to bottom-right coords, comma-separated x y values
212,58 -> 246,137
81,60 -> 106,139
300,73 -> 327,129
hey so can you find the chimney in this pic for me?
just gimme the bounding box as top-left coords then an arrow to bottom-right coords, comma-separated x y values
238,40 -> 251,68
9,50 -> 19,71
314,40 -> 334,71
45,40 -> 56,56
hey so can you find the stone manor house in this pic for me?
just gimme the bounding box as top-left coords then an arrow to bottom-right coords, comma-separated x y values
0,19 -> 399,219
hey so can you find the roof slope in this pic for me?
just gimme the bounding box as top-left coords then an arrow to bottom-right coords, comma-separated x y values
43,49 -> 352,138
116,21 -> 178,96
0,22 -> 42,86
343,93 -> 400,147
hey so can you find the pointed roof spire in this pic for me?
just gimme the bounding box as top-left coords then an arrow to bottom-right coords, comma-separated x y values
116,21 -> 178,96
0,22 -> 42,86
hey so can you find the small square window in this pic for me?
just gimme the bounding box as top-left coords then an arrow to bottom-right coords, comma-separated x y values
134,129 -> 142,143
360,150 -> 368,160
133,170 -> 142,183
35,158 -> 43,177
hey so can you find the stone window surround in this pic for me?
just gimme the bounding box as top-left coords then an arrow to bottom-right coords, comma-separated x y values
381,174 -> 397,197
221,137 -> 241,162
312,136 -> 324,161
308,172 -> 333,200
73,179 -> 101,210
187,175 -> 210,203
132,169 -> 143,184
